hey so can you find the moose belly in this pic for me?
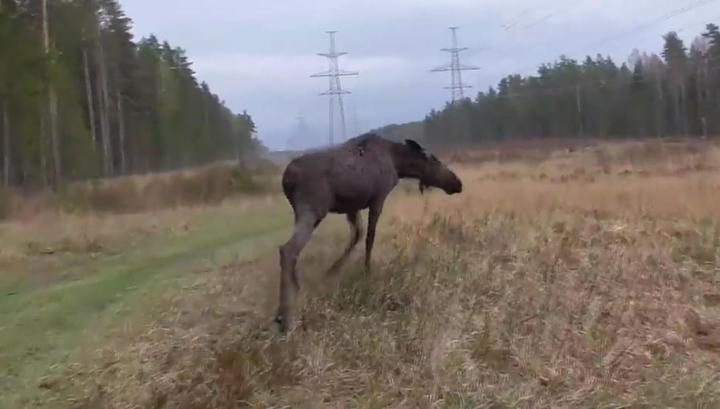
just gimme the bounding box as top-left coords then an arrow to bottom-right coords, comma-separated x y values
329,192 -> 372,214
330,178 -> 377,213
326,163 -> 395,214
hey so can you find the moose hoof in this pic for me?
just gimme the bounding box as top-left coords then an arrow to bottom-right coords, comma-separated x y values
274,314 -> 290,335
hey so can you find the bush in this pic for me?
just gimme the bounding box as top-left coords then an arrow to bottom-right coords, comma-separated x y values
61,178 -> 143,213
0,187 -> 13,219
230,167 -> 262,194
55,162 -> 270,215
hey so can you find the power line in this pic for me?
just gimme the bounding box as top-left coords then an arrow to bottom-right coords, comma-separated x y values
625,13 -> 720,56
667,13 -> 720,36
311,31 -> 359,146
431,27 -> 480,103
465,0 -> 586,56
581,0 -> 720,54
512,0 -> 720,76
502,7 -> 535,30
511,0 -> 589,31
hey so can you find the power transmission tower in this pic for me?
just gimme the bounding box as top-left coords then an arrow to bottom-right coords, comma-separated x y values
296,113 -> 308,140
431,27 -> 480,103
289,113 -> 308,150
349,100 -> 361,137
311,31 -> 359,145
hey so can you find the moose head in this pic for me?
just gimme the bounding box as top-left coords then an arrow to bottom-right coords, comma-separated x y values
402,139 -> 463,195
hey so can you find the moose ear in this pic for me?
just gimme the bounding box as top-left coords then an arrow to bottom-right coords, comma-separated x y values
405,139 -> 425,153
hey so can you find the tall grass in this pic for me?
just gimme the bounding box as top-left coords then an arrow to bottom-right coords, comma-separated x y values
69,210 -> 720,408
0,161 -> 276,221
60,162 -> 273,214
22,139 -> 720,408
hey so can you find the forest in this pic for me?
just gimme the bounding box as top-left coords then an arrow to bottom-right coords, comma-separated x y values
0,0 -> 259,189
376,23 -> 720,146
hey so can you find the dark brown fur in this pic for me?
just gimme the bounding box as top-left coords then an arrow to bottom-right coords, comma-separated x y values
275,133 -> 462,333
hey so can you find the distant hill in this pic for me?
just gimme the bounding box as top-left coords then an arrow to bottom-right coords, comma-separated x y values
262,145 -> 328,165
369,121 -> 425,144
265,121 -> 426,165
263,150 -> 304,166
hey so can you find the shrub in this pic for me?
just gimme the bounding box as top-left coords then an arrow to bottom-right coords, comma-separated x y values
0,187 -> 13,219
51,162 -> 271,215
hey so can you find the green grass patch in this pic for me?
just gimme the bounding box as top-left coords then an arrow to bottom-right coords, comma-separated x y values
0,208 -> 291,408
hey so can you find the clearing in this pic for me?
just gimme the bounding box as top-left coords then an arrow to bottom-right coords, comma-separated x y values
3,139 -> 720,408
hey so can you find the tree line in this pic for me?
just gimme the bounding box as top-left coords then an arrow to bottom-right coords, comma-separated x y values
0,0 -> 259,189
376,23 -> 720,146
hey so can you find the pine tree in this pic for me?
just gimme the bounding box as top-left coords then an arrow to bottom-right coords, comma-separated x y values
403,22 -> 720,145
662,32 -> 689,136
703,24 -> 720,133
1,0 -> 47,185
1,0 -> 259,189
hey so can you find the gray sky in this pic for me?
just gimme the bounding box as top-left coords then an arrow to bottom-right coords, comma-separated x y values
120,0 -> 719,150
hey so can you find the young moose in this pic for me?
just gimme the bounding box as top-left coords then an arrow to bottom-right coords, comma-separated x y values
275,133 -> 462,333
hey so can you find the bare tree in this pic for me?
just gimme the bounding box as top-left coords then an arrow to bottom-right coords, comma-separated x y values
116,87 -> 126,174
96,35 -> 113,176
2,101 -> 10,187
41,0 -> 61,185
82,33 -> 98,147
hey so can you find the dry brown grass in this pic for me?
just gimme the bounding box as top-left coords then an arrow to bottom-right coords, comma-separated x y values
54,139 -> 720,408
0,194 -> 284,282
60,161 -> 276,214
0,160 -> 278,221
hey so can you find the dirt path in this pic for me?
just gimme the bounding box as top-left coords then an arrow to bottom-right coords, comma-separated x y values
0,208 -> 292,407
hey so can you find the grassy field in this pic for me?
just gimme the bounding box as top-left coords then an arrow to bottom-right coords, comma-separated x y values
3,139 -> 720,408
0,196 -> 292,407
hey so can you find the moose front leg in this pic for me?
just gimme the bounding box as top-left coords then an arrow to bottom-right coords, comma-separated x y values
365,201 -> 385,274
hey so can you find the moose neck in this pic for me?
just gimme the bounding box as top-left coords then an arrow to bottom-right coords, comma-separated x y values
389,141 -> 425,179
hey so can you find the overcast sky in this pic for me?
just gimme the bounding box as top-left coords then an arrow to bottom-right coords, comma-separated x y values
120,0 -> 719,150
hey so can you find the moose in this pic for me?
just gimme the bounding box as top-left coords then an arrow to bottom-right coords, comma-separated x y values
274,133 -> 463,333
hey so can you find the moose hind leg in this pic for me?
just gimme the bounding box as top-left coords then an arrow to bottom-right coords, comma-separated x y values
365,202 -> 384,274
325,212 -> 364,277
275,212 -> 319,333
